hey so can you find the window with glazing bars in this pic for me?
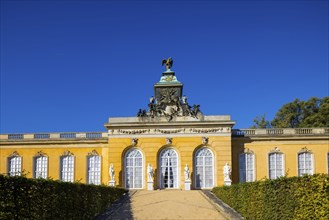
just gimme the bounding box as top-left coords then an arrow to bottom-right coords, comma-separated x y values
239,153 -> 254,182
61,156 -> 74,182
8,156 -> 22,176
88,156 -> 101,185
125,149 -> 143,189
195,148 -> 214,188
35,156 -> 48,178
269,153 -> 284,179
298,152 -> 313,176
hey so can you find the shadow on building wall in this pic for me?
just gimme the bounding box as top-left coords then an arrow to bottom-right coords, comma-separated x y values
232,137 -> 252,183
119,170 -> 123,187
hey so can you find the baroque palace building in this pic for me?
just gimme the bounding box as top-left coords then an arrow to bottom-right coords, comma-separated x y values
1,58 -> 328,189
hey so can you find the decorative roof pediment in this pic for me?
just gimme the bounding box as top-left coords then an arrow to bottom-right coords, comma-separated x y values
35,151 -> 47,157
87,150 -> 99,156
269,147 -> 282,154
299,146 -> 312,153
62,150 -> 74,156
9,151 -> 20,157
244,148 -> 254,154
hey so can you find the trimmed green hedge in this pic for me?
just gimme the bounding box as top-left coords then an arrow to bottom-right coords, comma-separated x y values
0,175 -> 127,219
212,174 -> 329,220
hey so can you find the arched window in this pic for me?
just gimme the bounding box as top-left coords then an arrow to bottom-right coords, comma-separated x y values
125,148 -> 143,189
195,148 -> 214,188
298,150 -> 313,176
239,151 -> 255,182
87,150 -> 101,185
8,152 -> 21,176
268,152 -> 284,179
159,148 -> 178,189
60,151 -> 74,182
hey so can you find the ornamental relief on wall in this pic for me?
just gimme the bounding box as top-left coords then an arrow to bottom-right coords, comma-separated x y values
109,127 -> 231,136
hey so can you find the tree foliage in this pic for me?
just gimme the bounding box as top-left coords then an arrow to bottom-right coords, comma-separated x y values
251,113 -> 271,129
251,97 -> 329,128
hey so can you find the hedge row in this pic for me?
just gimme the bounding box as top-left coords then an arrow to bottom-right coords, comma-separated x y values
212,174 -> 329,220
0,175 -> 127,220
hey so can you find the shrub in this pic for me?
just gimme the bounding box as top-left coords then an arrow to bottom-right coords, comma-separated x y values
0,175 -> 127,219
212,174 -> 329,220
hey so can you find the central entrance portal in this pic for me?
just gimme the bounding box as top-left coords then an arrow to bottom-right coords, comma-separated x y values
159,148 -> 178,189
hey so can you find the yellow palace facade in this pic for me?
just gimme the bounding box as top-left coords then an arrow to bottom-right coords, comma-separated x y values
1,60 -> 328,189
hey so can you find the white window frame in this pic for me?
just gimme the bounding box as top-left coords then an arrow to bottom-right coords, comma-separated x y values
159,148 -> 179,189
124,148 -> 144,189
239,153 -> 255,182
194,147 -> 215,189
60,155 -> 75,182
298,151 -> 313,176
268,152 -> 284,179
8,155 -> 22,176
34,156 -> 48,179
87,155 -> 101,185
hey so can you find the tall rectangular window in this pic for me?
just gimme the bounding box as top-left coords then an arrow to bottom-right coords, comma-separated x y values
35,156 -> 48,178
8,156 -> 22,176
269,153 -> 284,179
88,156 -> 101,185
239,153 -> 254,182
298,152 -> 313,176
61,156 -> 74,182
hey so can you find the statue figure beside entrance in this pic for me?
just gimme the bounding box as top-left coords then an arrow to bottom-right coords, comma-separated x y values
109,163 -> 115,187
184,164 -> 190,180
147,163 -> 154,181
223,162 -> 232,182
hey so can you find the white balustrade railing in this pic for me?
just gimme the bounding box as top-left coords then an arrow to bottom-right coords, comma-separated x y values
1,128 -> 328,140
232,128 -> 329,137
0,132 -> 107,140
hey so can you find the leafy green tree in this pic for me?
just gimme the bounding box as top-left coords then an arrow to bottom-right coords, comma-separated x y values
252,97 -> 329,128
251,113 -> 271,128
271,99 -> 303,128
300,97 -> 329,127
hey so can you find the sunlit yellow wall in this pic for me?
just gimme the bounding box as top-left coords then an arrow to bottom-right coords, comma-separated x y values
232,137 -> 329,183
0,141 -> 108,184
108,136 -> 232,189
1,134 -> 328,187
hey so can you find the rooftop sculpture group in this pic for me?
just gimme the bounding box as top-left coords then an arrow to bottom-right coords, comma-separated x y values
137,58 -> 202,122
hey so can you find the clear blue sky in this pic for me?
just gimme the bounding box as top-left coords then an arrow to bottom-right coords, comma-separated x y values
1,0 -> 328,133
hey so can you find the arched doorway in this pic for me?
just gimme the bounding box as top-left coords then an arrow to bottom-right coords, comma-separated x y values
124,148 -> 143,189
159,148 -> 179,189
194,147 -> 214,189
